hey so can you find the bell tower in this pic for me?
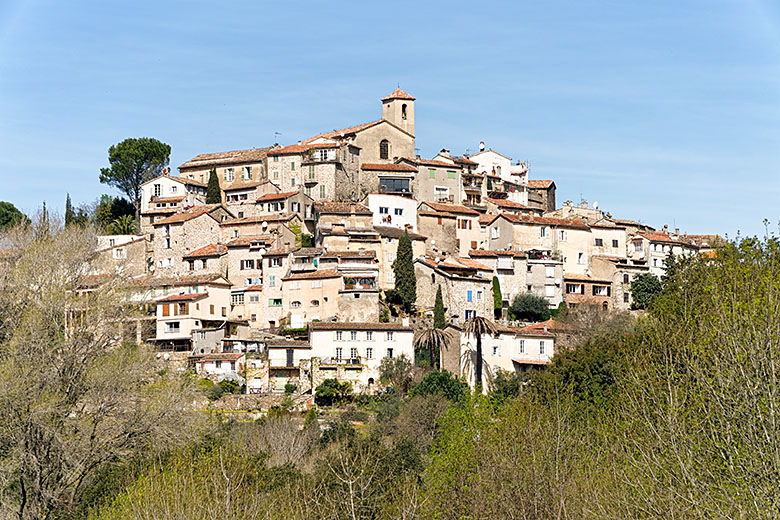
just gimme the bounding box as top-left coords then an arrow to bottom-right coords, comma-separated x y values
381,87 -> 415,136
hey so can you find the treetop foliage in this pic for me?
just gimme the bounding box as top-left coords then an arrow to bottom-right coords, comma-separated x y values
391,230 -> 416,312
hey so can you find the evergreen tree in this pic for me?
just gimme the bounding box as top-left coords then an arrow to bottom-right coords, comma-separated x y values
434,285 -> 446,329
64,193 -> 74,226
206,168 -> 221,204
392,230 -> 416,312
492,276 -> 503,319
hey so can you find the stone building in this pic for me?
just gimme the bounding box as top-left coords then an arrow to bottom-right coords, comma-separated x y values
94,235 -> 147,277
418,202 -> 481,254
404,158 -> 463,204
415,256 -> 493,324
223,179 -> 281,219
139,174 -> 208,236
256,190 -> 315,233
527,180 -> 556,212
629,229 -> 698,277
219,213 -> 302,251
361,162 -> 417,199
563,274 -> 613,310
178,146 -> 275,192
224,235 -> 273,287
589,256 -> 650,310
281,269 -> 341,328
151,205 -> 233,275
363,193 -> 418,231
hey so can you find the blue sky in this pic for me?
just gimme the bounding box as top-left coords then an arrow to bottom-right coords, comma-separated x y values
1,0 -> 778,236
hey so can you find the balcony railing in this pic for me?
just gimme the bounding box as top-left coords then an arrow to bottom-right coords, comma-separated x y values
320,357 -> 361,365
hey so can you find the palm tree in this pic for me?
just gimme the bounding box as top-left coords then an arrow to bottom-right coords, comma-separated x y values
464,316 -> 498,391
106,214 -> 136,235
414,328 -> 451,370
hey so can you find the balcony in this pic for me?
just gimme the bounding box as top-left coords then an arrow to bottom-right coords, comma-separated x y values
320,357 -> 361,366
342,277 -> 377,291
379,184 -> 412,196
290,260 -> 317,272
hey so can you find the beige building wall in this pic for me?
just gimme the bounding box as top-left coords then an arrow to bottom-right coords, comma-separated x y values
282,273 -> 341,327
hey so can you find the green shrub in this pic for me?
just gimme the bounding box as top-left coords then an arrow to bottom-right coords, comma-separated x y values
218,379 -> 240,395
510,293 -> 551,322
284,383 -> 296,395
205,385 -> 223,401
409,370 -> 466,402
314,379 -> 353,407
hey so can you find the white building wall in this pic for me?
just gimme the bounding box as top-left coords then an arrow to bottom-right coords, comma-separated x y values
365,194 -> 417,231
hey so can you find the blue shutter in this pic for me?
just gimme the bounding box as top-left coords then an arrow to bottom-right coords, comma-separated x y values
467,290 -> 473,302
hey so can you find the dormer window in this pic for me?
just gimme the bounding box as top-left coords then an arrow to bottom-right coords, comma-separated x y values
379,140 -> 389,160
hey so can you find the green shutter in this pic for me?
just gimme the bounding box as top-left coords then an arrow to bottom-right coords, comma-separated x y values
429,169 -> 436,179
447,170 -> 457,179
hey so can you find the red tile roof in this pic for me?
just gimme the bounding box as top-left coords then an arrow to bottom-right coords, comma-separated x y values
528,180 -> 555,189
183,244 -> 227,258
468,249 -> 523,258
563,274 -> 612,283
417,159 -> 461,168
151,195 -> 186,203
301,121 -> 381,144
282,268 -> 341,281
638,231 -> 697,246
179,147 -> 273,170
310,321 -> 413,331
256,191 -> 299,202
361,163 -> 417,173
267,141 -> 340,156
420,202 -> 480,216
487,198 -> 532,210
157,292 -> 208,302
456,257 -> 492,270
381,88 -> 416,101
373,226 -> 426,241
221,213 -> 298,226
226,236 -> 272,247
156,204 -> 224,225
452,155 -> 477,165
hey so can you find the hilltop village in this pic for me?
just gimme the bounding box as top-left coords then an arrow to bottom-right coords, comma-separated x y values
89,88 -> 720,394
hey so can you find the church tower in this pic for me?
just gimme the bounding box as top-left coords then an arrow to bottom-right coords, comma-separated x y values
381,88 -> 415,136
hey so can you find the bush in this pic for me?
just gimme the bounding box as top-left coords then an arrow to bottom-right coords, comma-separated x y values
630,272 -> 662,309
196,378 -> 214,391
284,383 -> 296,395
205,385 -> 223,401
218,379 -> 241,395
510,293 -> 551,322
490,369 -> 525,403
314,379 -> 353,407
379,354 -> 415,395
409,370 -> 466,402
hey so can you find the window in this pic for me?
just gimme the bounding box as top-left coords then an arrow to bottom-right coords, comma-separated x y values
624,293 -> 630,303
249,295 -> 259,303
273,156 -> 279,162
170,185 -> 178,194
241,259 -> 255,270
467,290 -> 473,302
386,272 -> 394,283
476,290 -> 483,301
519,339 -> 525,354
215,360 -> 222,369
320,185 -> 325,198
165,321 -> 180,333
465,309 -> 476,320
595,238 -> 604,247
290,281 -> 301,290
401,103 -> 407,120
210,304 -> 215,314
546,266 -> 555,278
593,285 -> 610,296
492,345 -> 500,356
558,230 -> 567,241
268,298 -> 282,307
291,177 -> 296,187
164,238 -> 171,249
335,347 -> 343,361
113,248 -> 126,259
251,313 -> 257,321
269,275 -> 276,287
386,331 -> 394,341
243,166 -> 252,179
311,299 -> 319,307
312,280 -> 322,288
273,170 -> 280,179
291,301 -> 301,308
491,227 -> 499,239
623,274 -> 630,283
447,170 -> 457,179
350,331 -> 358,341
429,168 -> 436,179
634,241 -> 643,252
566,283 -> 583,294
225,168 -> 234,181
539,227 -> 550,238
394,208 -> 403,216
379,140 -> 389,160
539,341 -> 545,355
612,239 -> 619,248
153,184 -> 161,197
577,253 -> 585,265
366,347 -> 374,359
290,161 -> 295,170
366,331 -> 373,341
386,348 -> 394,358
222,307 -> 227,317
379,207 -> 389,214
231,293 -> 244,306
336,331 -> 343,341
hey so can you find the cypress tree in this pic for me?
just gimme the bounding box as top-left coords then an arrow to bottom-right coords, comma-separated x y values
492,276 -> 503,319
206,168 -> 221,204
392,230 -> 416,312
64,193 -> 74,226
434,284 -> 445,328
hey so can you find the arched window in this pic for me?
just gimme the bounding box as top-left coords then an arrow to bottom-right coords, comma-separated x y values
380,140 -> 389,160
602,302 -> 608,311
291,301 -> 301,308
401,104 -> 407,120
623,274 -> 629,283
311,300 -> 320,307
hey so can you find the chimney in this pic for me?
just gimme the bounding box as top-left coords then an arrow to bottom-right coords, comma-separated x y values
439,148 -> 450,157
675,227 -> 680,235
402,317 -> 410,327
663,224 -> 669,233
543,323 -> 548,332
479,141 -> 486,152
580,201 -> 588,209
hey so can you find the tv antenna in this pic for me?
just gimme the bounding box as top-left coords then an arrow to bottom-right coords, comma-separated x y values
273,131 -> 281,143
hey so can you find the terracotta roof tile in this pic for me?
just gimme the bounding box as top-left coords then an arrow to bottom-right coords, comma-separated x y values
182,244 -> 227,258
381,88 -> 416,101
361,163 -> 417,173
419,202 -> 479,216
487,198 -> 532,210
456,257 -> 492,270
310,321 -> 413,331
563,274 -> 613,283
155,204 -> 224,225
303,121 -> 381,143
256,191 -> 299,202
267,141 -> 340,156
528,180 -> 555,189
226,236 -> 272,247
373,226 -> 426,241
321,250 -> 376,259
282,268 -> 341,281
157,292 -> 208,302
151,195 -> 186,203
179,147 -> 273,170
417,159 -> 461,168
221,213 -> 298,226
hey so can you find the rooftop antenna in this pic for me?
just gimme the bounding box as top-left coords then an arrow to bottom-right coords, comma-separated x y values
465,148 -> 474,155
273,131 -> 281,143
414,147 -> 420,155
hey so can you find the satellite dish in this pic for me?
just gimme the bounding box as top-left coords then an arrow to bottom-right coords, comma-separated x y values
593,201 -> 599,209
258,248 -> 266,255
163,353 -> 170,361
555,278 -> 561,286
262,221 -> 268,230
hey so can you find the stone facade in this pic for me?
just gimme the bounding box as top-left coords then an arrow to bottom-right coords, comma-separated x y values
178,147 -> 274,193
151,205 -> 231,275
415,258 -> 493,325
